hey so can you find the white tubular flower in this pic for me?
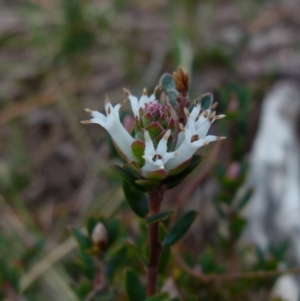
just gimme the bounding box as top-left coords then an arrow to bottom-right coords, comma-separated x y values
81,96 -> 135,161
82,86 -> 225,181
166,105 -> 225,171
141,130 -> 177,175
166,123 -> 210,170
124,88 -> 156,117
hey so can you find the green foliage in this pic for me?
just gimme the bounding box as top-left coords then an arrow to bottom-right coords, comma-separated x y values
162,210 -> 199,247
193,47 -> 233,70
199,249 -> 224,274
106,245 -> 128,282
125,269 -> 146,301
158,246 -> 171,274
147,211 -> 174,225
145,292 -> 169,301
122,179 -> 149,218
123,241 -> 148,266
111,164 -> 146,192
0,2 -> 292,298
60,0 -> 95,57
72,228 -> 92,250
199,93 -> 213,111
0,257 -> 20,294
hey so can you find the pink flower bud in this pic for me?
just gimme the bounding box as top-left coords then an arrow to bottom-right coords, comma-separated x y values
91,223 -> 108,248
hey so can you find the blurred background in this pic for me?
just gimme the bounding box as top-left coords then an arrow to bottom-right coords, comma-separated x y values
1,0 -> 300,300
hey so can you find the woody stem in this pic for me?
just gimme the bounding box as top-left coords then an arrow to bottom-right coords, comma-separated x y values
147,186 -> 165,296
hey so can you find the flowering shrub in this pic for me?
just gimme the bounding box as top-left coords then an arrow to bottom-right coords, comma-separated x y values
80,67 -> 226,298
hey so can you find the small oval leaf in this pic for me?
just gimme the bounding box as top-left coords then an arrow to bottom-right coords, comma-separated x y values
122,179 -> 149,218
147,211 -> 174,224
125,269 -> 146,301
162,210 -> 199,247
200,93 -> 213,110
72,228 -> 91,249
159,73 -> 178,108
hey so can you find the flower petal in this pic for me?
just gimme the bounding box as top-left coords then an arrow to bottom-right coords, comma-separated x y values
156,130 -> 171,154
83,101 -> 135,161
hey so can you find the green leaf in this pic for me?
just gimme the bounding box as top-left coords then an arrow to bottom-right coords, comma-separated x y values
160,73 -> 178,108
162,155 -> 203,189
106,218 -> 120,245
86,216 -> 99,237
131,140 -> 146,166
162,210 -> 199,247
159,246 -> 171,273
75,251 -> 96,280
135,179 -> 159,189
106,246 -> 128,281
122,179 -> 149,217
236,188 -> 253,211
214,203 -> 226,219
111,164 -> 146,192
229,216 -> 247,238
125,269 -> 146,301
200,93 -> 213,110
72,228 -> 91,249
123,241 -> 148,266
145,292 -> 169,301
147,211 -> 174,224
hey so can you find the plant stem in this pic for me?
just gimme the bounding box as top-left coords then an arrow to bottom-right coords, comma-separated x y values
147,186 -> 165,296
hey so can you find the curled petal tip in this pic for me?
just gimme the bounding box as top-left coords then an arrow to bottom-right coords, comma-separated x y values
143,87 -> 147,95
215,114 -> 226,120
154,85 -> 160,93
123,88 -> 130,96
81,120 -> 91,124
217,136 -> 226,140
84,108 -> 92,114
120,98 -> 128,106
